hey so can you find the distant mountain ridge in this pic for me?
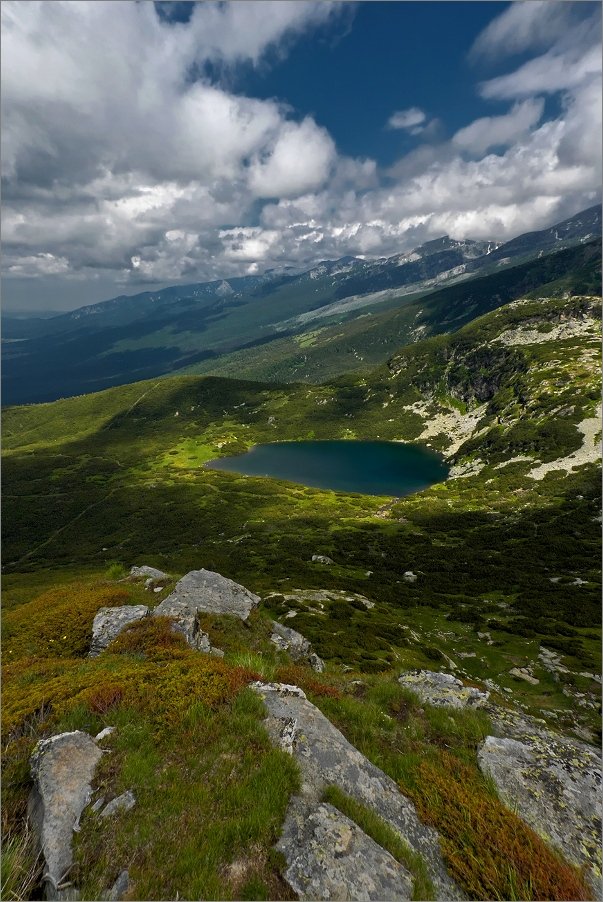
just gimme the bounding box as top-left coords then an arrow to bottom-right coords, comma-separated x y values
1,205 -> 600,405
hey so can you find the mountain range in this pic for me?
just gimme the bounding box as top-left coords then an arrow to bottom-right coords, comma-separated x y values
2,205 -> 600,406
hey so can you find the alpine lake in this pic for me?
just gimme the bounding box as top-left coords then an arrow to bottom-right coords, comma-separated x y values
208,440 -> 449,496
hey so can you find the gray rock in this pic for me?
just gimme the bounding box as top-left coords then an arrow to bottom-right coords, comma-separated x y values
509,666 -> 539,685
105,870 -> 129,901
403,570 -> 417,583
277,800 -> 414,901
100,791 -> 136,818
270,621 -> 325,672
478,725 -> 602,895
28,731 -> 102,900
88,605 -> 149,657
155,568 -> 259,629
128,565 -> 168,580
398,669 -> 489,708
94,727 -> 115,742
252,682 -> 462,900
311,554 -> 334,565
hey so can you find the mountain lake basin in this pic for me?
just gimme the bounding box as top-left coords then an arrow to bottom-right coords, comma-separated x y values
207,440 -> 449,496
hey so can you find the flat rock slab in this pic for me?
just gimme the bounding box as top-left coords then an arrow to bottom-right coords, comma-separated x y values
398,669 -> 489,708
270,621 -> 325,673
278,799 -> 413,901
478,727 -> 602,895
28,731 -> 102,900
89,605 -> 149,657
252,682 -> 462,900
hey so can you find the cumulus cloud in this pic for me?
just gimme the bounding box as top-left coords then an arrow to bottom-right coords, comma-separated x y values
1,0 -> 601,305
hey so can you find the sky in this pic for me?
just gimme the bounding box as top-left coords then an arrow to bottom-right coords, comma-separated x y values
1,0 -> 601,312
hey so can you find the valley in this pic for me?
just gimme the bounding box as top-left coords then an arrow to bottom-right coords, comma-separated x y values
2,238 -> 601,902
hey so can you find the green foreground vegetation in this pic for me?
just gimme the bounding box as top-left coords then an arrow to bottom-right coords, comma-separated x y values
2,290 -> 601,899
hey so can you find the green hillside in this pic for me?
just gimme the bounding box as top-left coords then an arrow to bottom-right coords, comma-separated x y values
3,292 -> 601,901
176,240 -> 601,384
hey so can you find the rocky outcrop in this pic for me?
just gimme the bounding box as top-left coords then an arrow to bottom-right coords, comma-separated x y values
478,717 -> 602,895
88,605 -> 149,657
153,569 -> 258,651
28,732 -> 102,900
398,669 -> 489,708
270,621 -> 325,673
278,799 -> 413,901
398,669 -> 602,896
252,682 -> 462,900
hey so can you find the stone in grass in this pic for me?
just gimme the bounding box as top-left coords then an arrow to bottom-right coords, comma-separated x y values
252,682 -> 462,900
270,621 -> 325,672
403,571 -> 418,583
509,666 -> 539,685
398,670 -> 489,709
28,731 -> 102,900
128,565 -> 168,580
104,870 -> 129,901
100,791 -> 136,818
88,605 -> 149,657
153,569 -> 258,651
311,554 -> 334,565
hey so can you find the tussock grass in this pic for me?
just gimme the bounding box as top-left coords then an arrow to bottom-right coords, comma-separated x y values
0,825 -> 41,902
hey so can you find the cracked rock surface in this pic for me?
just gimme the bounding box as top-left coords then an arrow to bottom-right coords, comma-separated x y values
398,669 -> 489,708
28,731 -> 102,900
277,799 -> 414,901
252,682 -> 462,900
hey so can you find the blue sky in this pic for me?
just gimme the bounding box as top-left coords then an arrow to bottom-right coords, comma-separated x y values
2,1 -> 601,310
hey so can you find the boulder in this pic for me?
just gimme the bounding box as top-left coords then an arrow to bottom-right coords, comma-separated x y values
88,605 -> 149,657
398,670 -> 489,708
270,621 -> 325,673
155,569 -> 259,625
403,571 -> 417,583
311,554 -> 334,565
478,725 -> 602,895
277,799 -> 413,901
252,682 -> 462,900
28,731 -> 102,900
128,565 -> 168,580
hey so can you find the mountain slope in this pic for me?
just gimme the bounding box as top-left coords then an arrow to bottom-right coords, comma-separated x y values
2,206 -> 600,405
3,289 -> 600,901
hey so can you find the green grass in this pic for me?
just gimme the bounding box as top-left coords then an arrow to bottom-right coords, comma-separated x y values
322,784 -> 435,900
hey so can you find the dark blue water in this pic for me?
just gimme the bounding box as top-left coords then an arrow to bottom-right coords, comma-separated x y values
209,440 -> 448,496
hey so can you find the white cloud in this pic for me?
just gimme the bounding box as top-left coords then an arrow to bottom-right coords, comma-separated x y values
1,0 -> 601,304
387,107 -> 427,131
248,118 -> 336,198
469,1 -> 578,60
453,98 -> 545,154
